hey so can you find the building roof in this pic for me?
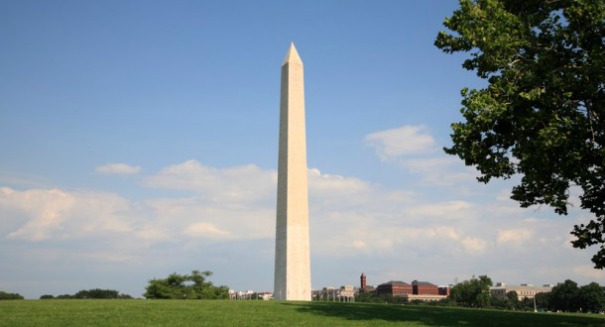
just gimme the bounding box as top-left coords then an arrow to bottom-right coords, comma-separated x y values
379,280 -> 410,286
490,284 -> 553,290
412,280 -> 437,287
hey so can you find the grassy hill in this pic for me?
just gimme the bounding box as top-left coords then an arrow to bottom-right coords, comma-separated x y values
1,300 -> 605,326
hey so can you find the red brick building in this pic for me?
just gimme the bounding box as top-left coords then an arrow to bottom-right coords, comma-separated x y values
364,274 -> 450,299
376,281 -> 413,297
412,280 -> 440,295
360,273 -> 367,291
359,272 -> 375,293
438,286 -> 450,296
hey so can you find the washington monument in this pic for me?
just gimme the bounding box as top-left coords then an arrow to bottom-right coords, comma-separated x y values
274,43 -> 312,301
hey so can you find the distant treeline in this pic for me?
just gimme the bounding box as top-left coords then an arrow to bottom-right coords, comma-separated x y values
3,269 -> 228,301
40,289 -> 133,299
0,291 -> 24,300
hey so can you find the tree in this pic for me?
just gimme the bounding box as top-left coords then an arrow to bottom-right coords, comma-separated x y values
190,270 -> 216,300
75,289 -> 119,299
578,282 -> 605,313
40,289 -> 132,299
56,294 -> 74,299
506,290 -> 518,302
356,291 -> 384,303
506,290 -> 519,310
435,0 -> 605,267
144,270 -> 229,300
449,275 -> 493,308
0,291 -> 24,300
550,279 -> 580,312
534,291 -> 551,311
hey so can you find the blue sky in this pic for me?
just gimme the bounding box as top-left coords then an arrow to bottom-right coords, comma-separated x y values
1,0 -> 603,299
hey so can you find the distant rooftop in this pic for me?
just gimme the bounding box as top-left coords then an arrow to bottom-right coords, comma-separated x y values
379,280 -> 410,286
412,280 -> 437,287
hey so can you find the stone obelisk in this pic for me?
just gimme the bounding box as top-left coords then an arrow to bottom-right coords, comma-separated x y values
274,43 -> 311,301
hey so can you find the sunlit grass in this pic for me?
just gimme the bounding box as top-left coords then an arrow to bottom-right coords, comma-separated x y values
1,300 -> 604,326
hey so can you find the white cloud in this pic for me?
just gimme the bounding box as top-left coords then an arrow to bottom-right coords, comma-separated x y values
407,201 -> 475,220
400,157 -> 479,186
364,125 -> 483,193
401,157 -> 457,173
144,160 -> 275,203
497,229 -> 533,244
96,163 -> 141,175
461,237 -> 488,255
135,226 -> 171,241
184,222 -> 232,239
365,125 -> 437,161
145,196 -> 274,240
1,160 -> 600,298
2,165 -> 479,257
572,265 -> 605,280
308,168 -> 370,195
352,240 -> 367,249
144,160 -> 215,191
2,188 -> 75,241
1,187 -> 133,241
307,168 -> 382,210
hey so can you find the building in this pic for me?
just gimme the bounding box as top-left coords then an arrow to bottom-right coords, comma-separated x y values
229,290 -> 273,300
403,294 -> 449,302
256,292 -> 273,301
376,280 -> 449,302
376,281 -> 413,297
490,283 -> 553,300
313,285 -> 355,302
412,280 -> 440,295
371,274 -> 449,302
360,273 -> 367,291
229,290 -> 254,300
359,272 -> 375,293
438,286 -> 450,296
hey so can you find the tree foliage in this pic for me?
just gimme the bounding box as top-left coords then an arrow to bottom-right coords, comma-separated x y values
506,290 -> 519,304
541,280 -> 605,313
534,291 -> 550,310
578,282 -> 605,313
550,279 -> 581,312
449,275 -> 493,308
355,291 -> 408,304
75,289 -> 118,299
143,270 -> 229,300
75,289 -> 132,299
0,291 -> 24,300
436,0 -> 605,267
498,290 -> 520,310
39,289 -> 132,299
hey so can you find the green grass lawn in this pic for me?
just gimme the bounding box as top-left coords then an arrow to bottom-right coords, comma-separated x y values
1,300 -> 605,327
